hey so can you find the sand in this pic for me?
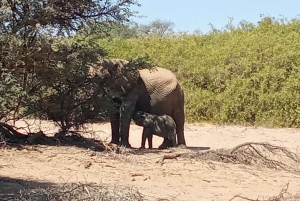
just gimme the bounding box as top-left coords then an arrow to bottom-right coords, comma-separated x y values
1,120 -> 300,200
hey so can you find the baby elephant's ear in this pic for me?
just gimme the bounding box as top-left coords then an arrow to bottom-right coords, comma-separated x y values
139,112 -> 146,119
139,112 -> 148,120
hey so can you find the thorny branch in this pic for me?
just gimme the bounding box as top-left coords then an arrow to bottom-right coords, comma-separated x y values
188,142 -> 300,173
229,183 -> 291,201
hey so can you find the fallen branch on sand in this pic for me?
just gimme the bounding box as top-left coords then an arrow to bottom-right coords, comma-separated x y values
229,183 -> 300,201
0,122 -> 28,142
189,142 -> 300,173
156,153 -> 186,166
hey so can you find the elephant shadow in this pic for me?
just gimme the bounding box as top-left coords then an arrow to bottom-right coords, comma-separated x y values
132,146 -> 211,155
5,130 -> 211,154
187,146 -> 211,151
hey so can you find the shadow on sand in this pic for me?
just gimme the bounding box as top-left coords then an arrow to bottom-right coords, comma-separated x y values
130,146 -> 211,156
187,146 -> 210,151
4,132 -> 212,155
3,131 -> 109,152
2,127 -> 210,154
0,176 -> 57,200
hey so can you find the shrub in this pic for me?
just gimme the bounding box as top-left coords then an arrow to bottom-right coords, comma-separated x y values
92,17 -> 300,127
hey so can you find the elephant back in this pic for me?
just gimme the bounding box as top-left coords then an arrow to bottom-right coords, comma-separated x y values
139,67 -> 178,101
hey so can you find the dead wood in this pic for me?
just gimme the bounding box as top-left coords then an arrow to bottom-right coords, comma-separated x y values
0,122 -> 28,142
229,183 -> 295,201
187,142 -> 300,173
156,153 -> 186,165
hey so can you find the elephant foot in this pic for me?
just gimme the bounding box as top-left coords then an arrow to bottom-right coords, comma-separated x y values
158,138 -> 174,149
177,144 -> 187,149
119,141 -> 132,148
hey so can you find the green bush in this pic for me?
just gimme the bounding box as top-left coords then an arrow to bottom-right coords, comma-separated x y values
91,17 -> 300,127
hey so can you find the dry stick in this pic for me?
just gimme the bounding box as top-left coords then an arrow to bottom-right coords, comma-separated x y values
229,183 -> 289,201
0,122 -> 28,139
247,144 -> 286,169
249,144 -> 295,170
230,142 -> 263,154
229,194 -> 263,201
230,142 -> 300,171
192,142 -> 300,172
102,142 -> 113,151
156,153 -> 185,165
195,150 -> 237,163
83,184 -> 91,196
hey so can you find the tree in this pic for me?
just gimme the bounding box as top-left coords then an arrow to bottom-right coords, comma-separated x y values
138,19 -> 175,37
79,21 -> 140,39
0,0 -> 140,140
0,0 -> 139,35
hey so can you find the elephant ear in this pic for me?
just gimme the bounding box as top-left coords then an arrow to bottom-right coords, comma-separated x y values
139,67 -> 178,101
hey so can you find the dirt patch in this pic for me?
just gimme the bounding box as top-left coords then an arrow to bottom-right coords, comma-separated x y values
1,120 -> 300,200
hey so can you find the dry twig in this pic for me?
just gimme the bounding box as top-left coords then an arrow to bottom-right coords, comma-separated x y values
5,183 -> 146,201
190,142 -> 300,173
229,183 -> 292,201
156,153 -> 185,166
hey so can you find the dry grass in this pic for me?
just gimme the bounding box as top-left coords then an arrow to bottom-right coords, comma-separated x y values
2,183 -> 147,201
188,142 -> 300,173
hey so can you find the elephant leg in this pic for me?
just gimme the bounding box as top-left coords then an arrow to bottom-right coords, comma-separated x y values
148,134 -> 153,149
119,93 -> 138,147
158,138 -> 174,149
173,107 -> 187,147
109,99 -> 121,145
140,128 -> 147,149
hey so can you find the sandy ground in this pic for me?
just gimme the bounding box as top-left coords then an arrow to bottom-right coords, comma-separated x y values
1,120 -> 300,200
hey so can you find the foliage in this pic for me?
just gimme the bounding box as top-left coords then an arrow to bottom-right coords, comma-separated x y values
137,19 -> 175,37
0,34 -> 26,120
78,21 -> 140,40
0,0 -> 140,134
76,19 -> 176,42
92,17 -> 300,127
0,0 -> 139,35
25,38 -> 110,132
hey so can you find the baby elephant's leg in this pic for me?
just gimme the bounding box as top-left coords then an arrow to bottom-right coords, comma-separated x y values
169,132 -> 177,147
140,127 -> 151,149
160,130 -> 177,149
141,135 -> 146,149
148,134 -> 153,149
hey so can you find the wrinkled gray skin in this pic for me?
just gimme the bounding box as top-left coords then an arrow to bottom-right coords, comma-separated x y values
89,59 -> 186,149
132,111 -> 177,149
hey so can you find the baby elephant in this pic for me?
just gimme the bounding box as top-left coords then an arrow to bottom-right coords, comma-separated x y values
132,111 -> 177,149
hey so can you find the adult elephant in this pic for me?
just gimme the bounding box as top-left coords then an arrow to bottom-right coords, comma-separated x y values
89,59 -> 186,149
